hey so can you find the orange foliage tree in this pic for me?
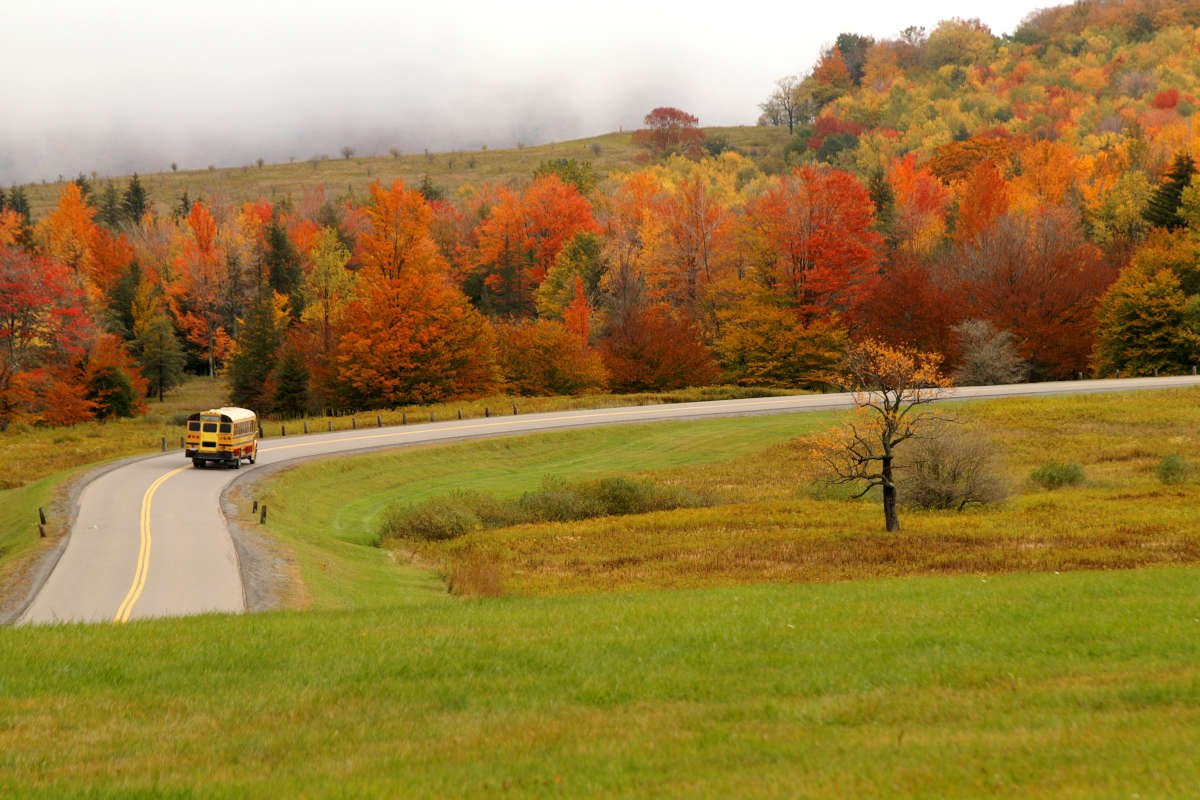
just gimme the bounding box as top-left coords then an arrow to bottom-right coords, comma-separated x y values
600,304 -> 717,392
331,180 -> 497,408
171,202 -> 233,377
495,317 -> 607,395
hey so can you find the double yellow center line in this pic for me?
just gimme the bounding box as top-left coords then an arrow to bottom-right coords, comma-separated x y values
113,465 -> 189,623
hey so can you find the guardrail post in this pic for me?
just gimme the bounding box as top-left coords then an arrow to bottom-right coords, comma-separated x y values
38,507 -> 46,525
303,420 -> 309,434
259,506 -> 267,524
430,411 -> 435,422
402,412 -> 407,425
180,436 -> 184,448
161,437 -> 167,451
328,420 -> 332,432
458,409 -> 462,420
39,524 -> 46,538
512,403 -> 517,415
281,424 -> 286,437
252,500 -> 258,513
377,414 -> 382,428
352,417 -> 357,430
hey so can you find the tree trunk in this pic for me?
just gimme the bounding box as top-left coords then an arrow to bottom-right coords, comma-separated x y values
882,456 -> 900,532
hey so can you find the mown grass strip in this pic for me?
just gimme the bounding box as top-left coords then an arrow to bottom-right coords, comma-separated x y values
1,570 -> 1199,796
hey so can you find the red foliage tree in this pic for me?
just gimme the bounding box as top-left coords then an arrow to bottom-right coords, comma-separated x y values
0,246 -> 91,426
631,107 -> 707,159
601,304 -> 718,391
745,166 -> 883,323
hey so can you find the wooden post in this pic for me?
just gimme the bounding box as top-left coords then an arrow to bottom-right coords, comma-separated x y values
38,507 -> 46,525
252,500 -> 258,513
303,420 -> 309,434
458,409 -> 462,420
328,420 -> 332,432
485,407 -> 489,418
512,403 -> 517,415
430,411 -> 435,422
352,417 -> 357,430
161,437 -> 167,451
259,506 -> 267,524
377,414 -> 382,428
281,424 -> 286,437
402,412 -> 407,425
38,524 -> 46,538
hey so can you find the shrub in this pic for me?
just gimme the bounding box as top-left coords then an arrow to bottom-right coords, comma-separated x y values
1156,454 -> 1195,485
517,476 -> 606,522
446,562 -> 504,597
897,423 -> 1009,510
1030,462 -> 1085,490
379,496 -> 480,542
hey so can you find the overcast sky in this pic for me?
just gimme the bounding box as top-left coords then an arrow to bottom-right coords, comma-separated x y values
2,0 -> 1044,185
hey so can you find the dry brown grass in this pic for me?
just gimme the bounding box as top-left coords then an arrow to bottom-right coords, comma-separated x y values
21,126 -> 791,220
406,388 -> 1200,594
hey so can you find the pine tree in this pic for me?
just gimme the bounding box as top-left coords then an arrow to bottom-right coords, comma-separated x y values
97,183 -> 123,231
1143,154 -> 1196,230
130,278 -> 186,402
122,174 -> 148,224
228,291 -> 281,409
263,221 -> 301,304
270,348 -> 310,418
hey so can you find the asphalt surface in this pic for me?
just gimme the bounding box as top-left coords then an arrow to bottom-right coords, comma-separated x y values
18,374 -> 1200,625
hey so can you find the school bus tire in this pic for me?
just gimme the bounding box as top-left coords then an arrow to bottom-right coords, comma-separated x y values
192,458 -> 204,469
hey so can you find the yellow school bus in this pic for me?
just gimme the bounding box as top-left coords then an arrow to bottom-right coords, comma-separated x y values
185,407 -> 258,469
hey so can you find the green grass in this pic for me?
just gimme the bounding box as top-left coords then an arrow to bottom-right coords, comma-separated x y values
20,126 -> 791,220
2,569 -> 1200,796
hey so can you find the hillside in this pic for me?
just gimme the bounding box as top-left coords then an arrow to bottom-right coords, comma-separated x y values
16,126 -> 789,221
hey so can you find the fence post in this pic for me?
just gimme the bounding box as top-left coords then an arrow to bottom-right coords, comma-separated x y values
303,420 -> 309,434
352,417 -> 357,430
161,437 -> 167,452
328,420 -> 332,432
377,414 -> 382,428
259,506 -> 267,524
458,409 -> 462,420
252,500 -> 258,513
430,411 -> 435,422
38,507 -> 46,525
281,424 -> 286,437
485,407 -> 490,418
512,403 -> 518,415
402,412 -> 407,425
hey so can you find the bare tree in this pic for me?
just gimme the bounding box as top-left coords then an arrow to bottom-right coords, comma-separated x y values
811,339 -> 951,531
758,75 -> 807,134
951,319 -> 1028,385
341,146 -> 356,160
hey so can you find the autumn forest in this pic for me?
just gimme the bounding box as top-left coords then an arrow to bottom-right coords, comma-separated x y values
4,0 -> 1200,427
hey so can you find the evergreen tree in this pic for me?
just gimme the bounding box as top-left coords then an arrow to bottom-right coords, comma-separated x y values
228,291 -> 281,409
72,173 -> 94,204
130,276 -> 186,401
97,183 -> 123,231
263,220 -> 302,303
174,191 -> 192,219
134,313 -> 187,401
417,174 -> 445,203
122,173 -> 148,224
0,187 -> 6,211
1143,154 -> 1196,230
105,261 -> 142,339
87,365 -> 138,418
270,348 -> 310,418
8,186 -> 31,223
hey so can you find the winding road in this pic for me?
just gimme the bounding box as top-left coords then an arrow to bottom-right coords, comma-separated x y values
16,375 -> 1200,625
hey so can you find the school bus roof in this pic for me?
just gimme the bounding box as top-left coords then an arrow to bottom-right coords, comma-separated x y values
187,407 -> 258,424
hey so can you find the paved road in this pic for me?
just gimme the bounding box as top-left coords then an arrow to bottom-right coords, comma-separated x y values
18,375 -> 1200,624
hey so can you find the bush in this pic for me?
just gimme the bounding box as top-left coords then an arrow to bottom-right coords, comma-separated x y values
517,476 -> 606,522
378,496 -> 480,542
1030,462 -> 1085,490
446,561 -> 504,597
1156,454 -> 1195,485
897,424 -> 1009,510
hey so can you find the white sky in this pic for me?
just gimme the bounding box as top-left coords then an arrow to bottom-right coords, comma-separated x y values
2,0 -> 1044,184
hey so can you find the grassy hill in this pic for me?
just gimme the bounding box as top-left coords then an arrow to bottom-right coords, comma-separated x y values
18,126 -> 790,220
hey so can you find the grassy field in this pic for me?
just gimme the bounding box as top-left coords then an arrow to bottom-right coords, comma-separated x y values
2,570 -> 1199,796
19,125 -> 791,220
3,388 -> 1200,795
246,387 -> 1200,601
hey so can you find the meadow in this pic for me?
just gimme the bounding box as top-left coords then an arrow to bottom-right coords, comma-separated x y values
3,387 -> 1200,796
19,125 -> 790,220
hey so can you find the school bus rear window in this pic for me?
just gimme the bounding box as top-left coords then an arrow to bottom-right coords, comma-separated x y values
188,422 -> 200,431
203,423 -> 217,433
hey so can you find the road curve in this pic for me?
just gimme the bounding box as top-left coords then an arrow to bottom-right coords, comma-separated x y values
17,375 -> 1200,625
